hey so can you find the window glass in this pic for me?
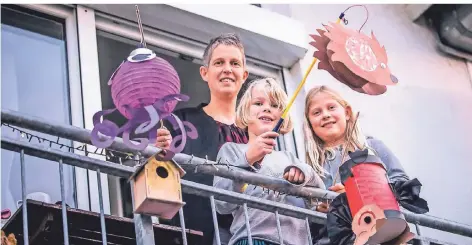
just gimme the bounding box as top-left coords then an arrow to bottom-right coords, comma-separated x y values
96,32 -> 262,217
1,6 -> 76,215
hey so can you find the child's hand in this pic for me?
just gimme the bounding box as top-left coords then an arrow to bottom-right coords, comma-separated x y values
155,128 -> 172,150
316,202 -> 329,213
283,166 -> 305,185
245,131 -> 279,165
329,183 -> 345,193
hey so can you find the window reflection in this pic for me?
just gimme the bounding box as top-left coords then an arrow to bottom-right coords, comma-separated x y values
1,6 -> 76,216
96,31 -> 262,217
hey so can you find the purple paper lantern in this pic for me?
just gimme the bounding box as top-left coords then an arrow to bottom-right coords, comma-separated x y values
91,47 -> 198,153
109,48 -> 181,119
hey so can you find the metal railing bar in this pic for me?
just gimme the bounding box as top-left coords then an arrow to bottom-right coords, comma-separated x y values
178,207 -> 188,245
71,228 -> 135,240
414,235 -> 459,245
210,196 -> 221,245
20,149 -> 29,245
58,158 -> 70,245
243,203 -> 253,245
404,210 -> 472,239
275,211 -> 284,245
2,139 -> 327,222
0,136 -> 329,222
181,179 -> 327,224
305,217 -> 313,245
130,180 -> 156,245
96,169 -> 108,245
2,136 -> 133,178
173,154 -> 338,200
1,108 -> 160,156
415,223 -> 427,245
133,214 -> 156,245
1,108 -> 337,201
2,135 -> 472,239
1,108 -> 469,242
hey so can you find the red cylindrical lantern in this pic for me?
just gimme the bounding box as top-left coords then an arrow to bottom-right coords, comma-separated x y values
339,149 -> 414,245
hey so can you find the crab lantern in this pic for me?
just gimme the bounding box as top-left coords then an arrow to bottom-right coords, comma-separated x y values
90,47 -> 198,153
309,22 -> 398,95
338,149 -> 415,245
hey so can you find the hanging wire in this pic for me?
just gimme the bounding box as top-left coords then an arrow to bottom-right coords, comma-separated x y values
341,4 -> 369,32
135,5 -> 147,48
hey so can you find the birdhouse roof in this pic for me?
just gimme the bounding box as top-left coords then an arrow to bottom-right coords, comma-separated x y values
169,159 -> 186,176
129,156 -> 186,181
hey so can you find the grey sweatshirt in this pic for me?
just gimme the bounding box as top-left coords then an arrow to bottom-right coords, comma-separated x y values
322,137 -> 410,188
213,142 -> 326,245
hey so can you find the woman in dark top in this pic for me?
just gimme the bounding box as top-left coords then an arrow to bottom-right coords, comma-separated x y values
156,33 -> 249,245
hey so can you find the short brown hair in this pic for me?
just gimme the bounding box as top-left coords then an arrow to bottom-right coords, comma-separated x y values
202,33 -> 246,67
236,78 -> 293,134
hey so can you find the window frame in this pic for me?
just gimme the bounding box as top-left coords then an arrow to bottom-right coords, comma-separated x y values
91,6 -> 300,215
93,10 -> 298,154
17,4 -> 303,217
12,4 -> 97,211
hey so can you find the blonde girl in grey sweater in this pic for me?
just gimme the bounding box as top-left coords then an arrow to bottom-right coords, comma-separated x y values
213,78 -> 326,245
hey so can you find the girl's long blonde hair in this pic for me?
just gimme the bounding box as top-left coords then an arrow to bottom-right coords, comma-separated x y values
303,86 -> 368,176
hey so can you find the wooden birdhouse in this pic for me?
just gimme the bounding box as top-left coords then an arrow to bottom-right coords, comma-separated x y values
130,154 -> 186,220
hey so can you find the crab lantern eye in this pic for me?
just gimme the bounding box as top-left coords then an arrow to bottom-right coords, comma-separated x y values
380,63 -> 387,69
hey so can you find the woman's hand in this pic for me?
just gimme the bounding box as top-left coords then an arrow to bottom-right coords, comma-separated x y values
155,128 -> 172,150
329,183 -> 345,193
245,131 -> 278,165
283,166 -> 305,185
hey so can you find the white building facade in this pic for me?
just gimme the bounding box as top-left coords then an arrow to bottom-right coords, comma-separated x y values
1,3 -> 471,244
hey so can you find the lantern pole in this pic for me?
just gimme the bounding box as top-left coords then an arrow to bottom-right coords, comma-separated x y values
272,15 -> 343,133
272,4 -> 370,133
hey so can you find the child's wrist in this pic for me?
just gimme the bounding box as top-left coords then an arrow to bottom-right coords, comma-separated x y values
245,152 -> 256,165
244,153 -> 262,172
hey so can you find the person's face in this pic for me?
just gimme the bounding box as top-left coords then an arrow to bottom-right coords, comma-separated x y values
307,92 -> 350,144
247,83 -> 282,136
200,44 -> 248,99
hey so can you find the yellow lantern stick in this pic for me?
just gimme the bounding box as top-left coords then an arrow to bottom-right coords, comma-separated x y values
272,16 -> 343,133
241,14 -> 347,193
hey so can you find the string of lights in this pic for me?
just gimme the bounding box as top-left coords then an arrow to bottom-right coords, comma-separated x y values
1,122 -> 143,165
1,122 -> 331,205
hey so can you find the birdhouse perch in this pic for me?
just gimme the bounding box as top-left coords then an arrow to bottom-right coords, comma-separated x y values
130,154 -> 186,220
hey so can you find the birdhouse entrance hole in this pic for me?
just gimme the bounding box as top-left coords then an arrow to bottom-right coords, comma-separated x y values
156,166 -> 168,178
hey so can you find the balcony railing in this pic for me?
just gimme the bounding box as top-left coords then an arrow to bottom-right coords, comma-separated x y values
1,108 -> 471,245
